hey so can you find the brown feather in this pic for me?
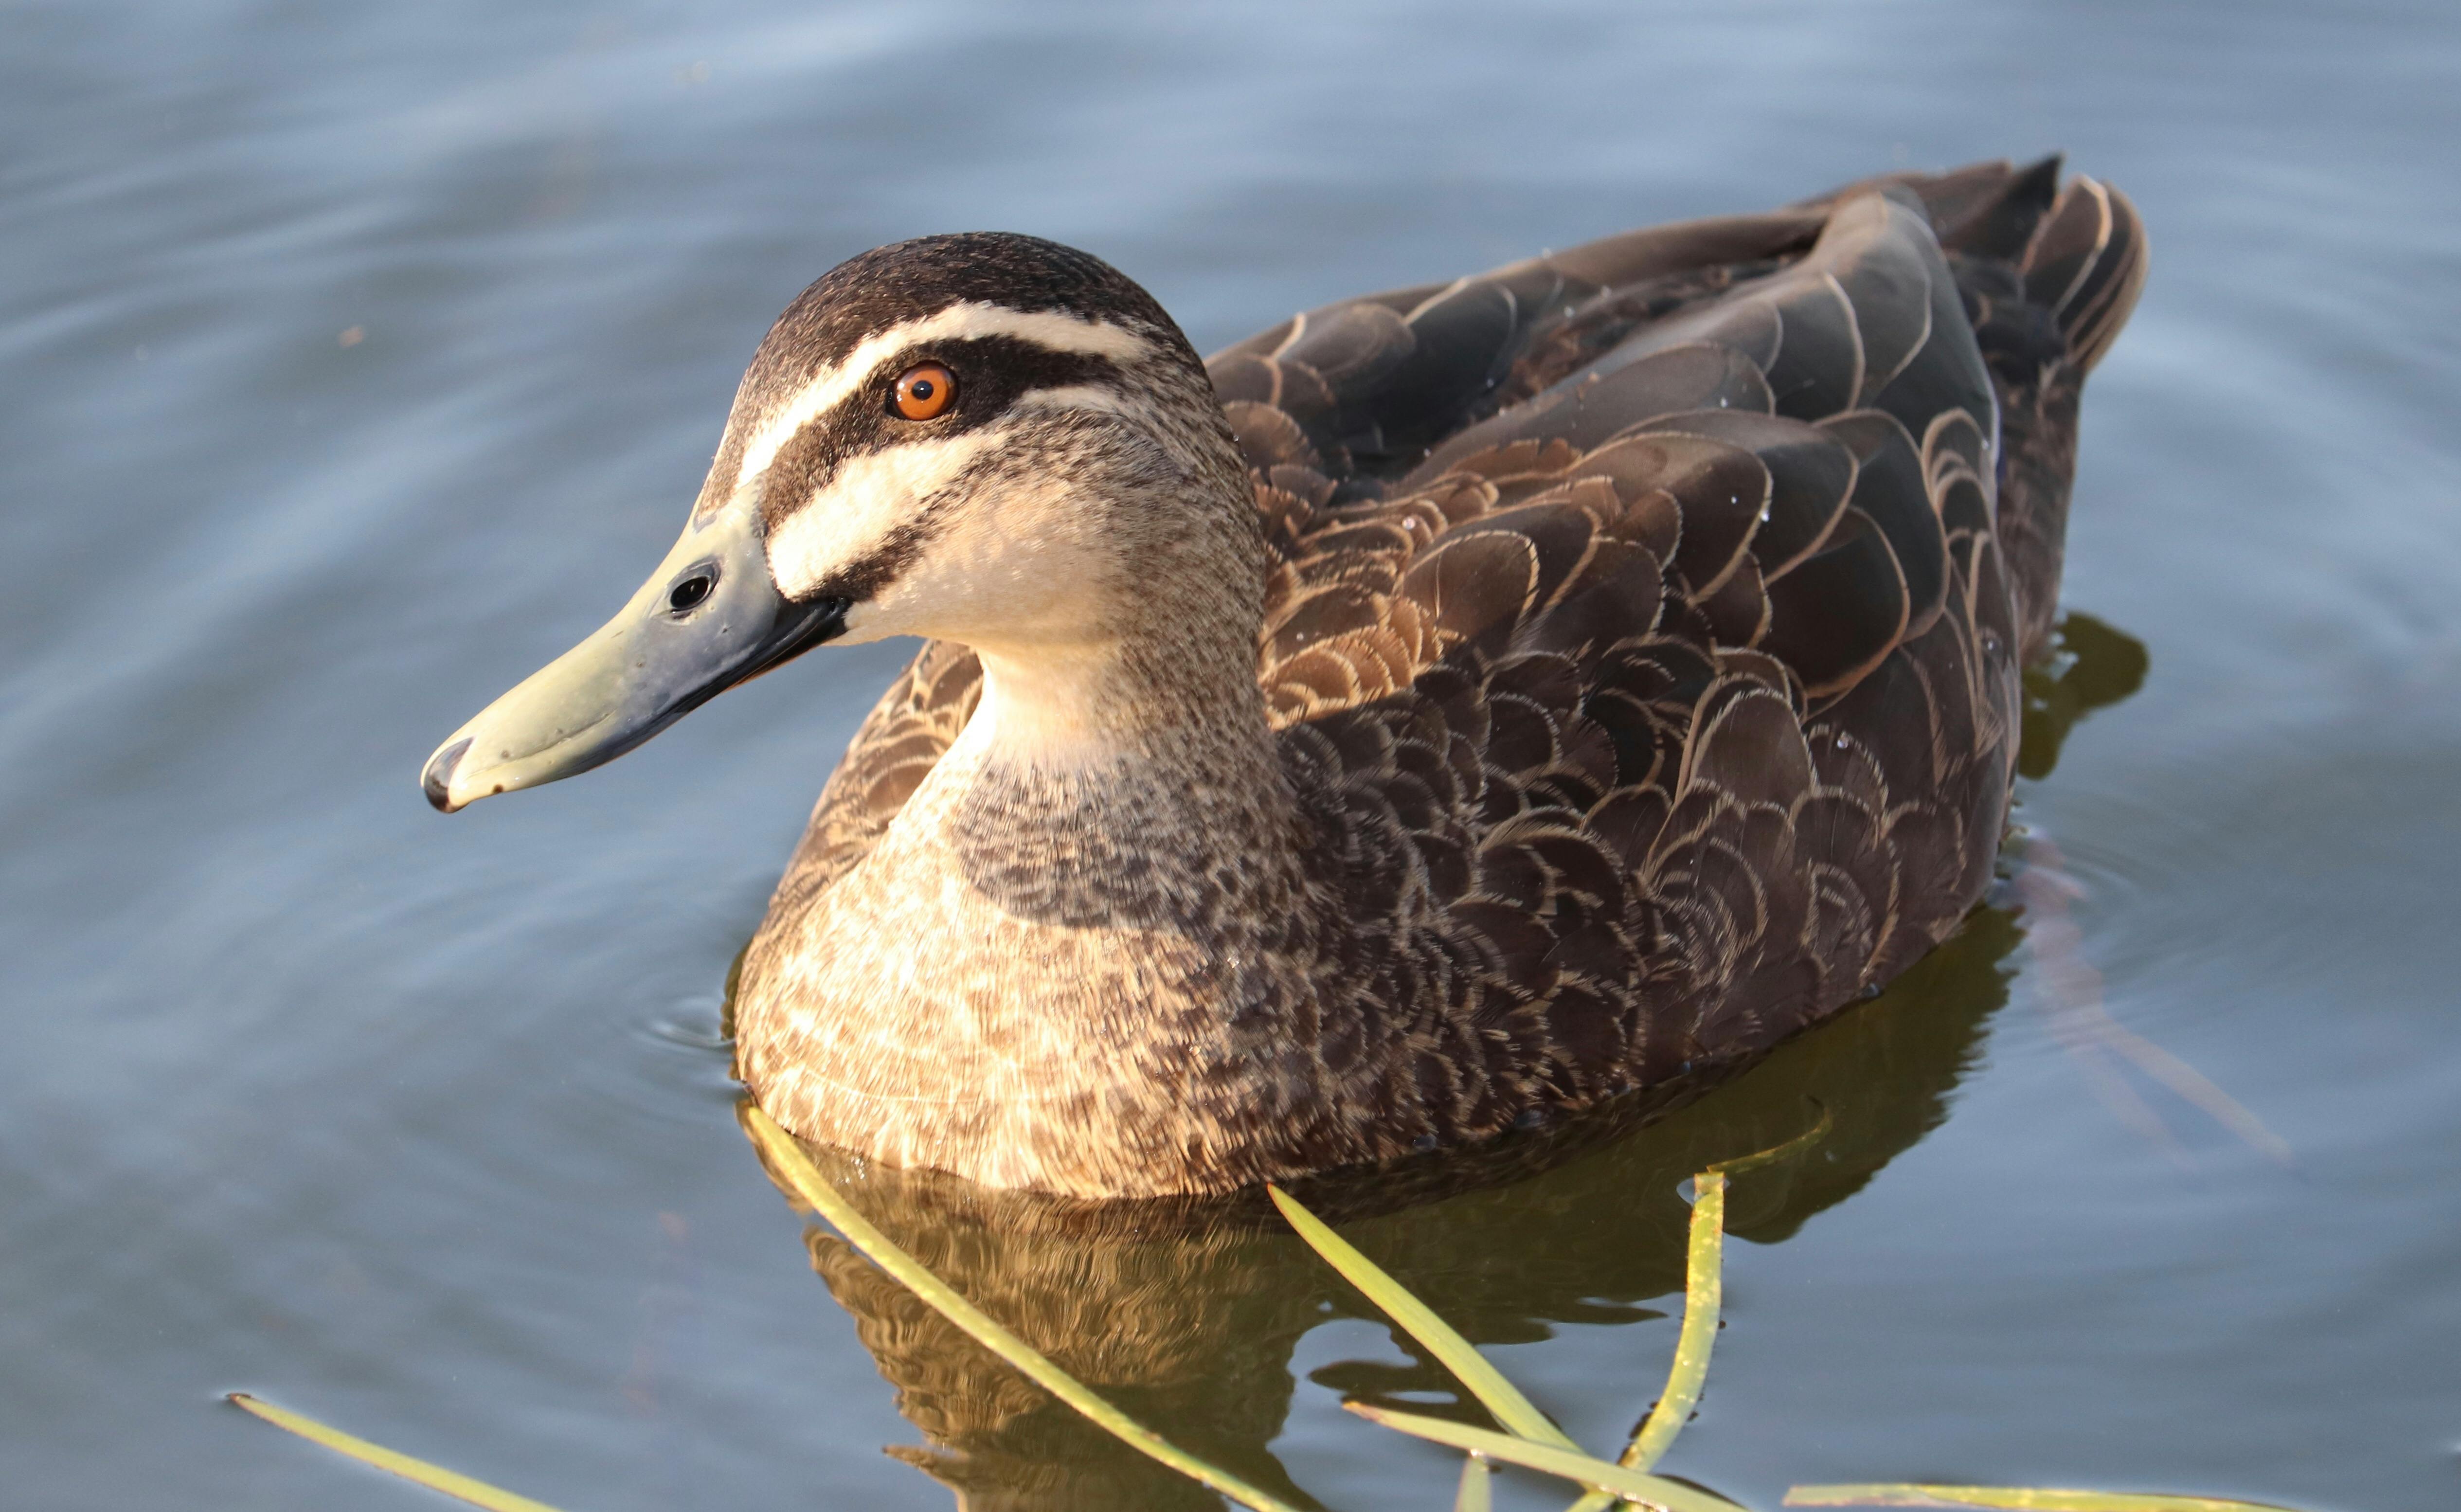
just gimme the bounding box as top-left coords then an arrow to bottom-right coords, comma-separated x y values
750,158 -> 2146,1196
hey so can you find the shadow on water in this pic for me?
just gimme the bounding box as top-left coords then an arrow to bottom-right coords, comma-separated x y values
728,613 -> 2151,1512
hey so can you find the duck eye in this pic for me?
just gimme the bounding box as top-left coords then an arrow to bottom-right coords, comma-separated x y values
891,361 -> 956,421
666,573 -> 714,613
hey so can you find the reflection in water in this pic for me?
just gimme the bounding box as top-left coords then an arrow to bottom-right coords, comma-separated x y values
2010,614 -> 2284,1163
2015,834 -> 2292,1167
2017,613 -> 2150,782
732,615 -> 2149,1512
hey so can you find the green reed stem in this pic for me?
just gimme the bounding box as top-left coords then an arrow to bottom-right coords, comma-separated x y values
1562,1168 -> 1733,1512
1269,1184 -> 1580,1451
745,1107 -> 1306,1512
227,1393 -> 567,1512
1455,1454 -> 1494,1512
1628,1169 -> 1726,1471
232,1091 -> 2317,1512
1564,1110 -> 1831,1512
1346,1402 -> 1745,1512
1784,1487 -> 2305,1512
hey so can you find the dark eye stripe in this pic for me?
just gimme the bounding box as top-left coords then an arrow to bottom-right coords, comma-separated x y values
753,335 -> 1132,530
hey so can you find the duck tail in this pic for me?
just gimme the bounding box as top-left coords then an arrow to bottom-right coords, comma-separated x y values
2021,171 -> 2150,375
1924,156 -> 2151,374
1904,156 -> 2151,663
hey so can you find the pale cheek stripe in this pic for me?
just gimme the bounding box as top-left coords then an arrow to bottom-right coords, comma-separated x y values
763,428 -> 1008,599
1017,383 -> 1147,419
735,304 -> 1153,489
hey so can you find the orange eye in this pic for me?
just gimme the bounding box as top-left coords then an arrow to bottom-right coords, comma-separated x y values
890,361 -> 955,420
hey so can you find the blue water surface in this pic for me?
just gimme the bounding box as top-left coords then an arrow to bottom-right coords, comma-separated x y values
2,3 -> 2456,1509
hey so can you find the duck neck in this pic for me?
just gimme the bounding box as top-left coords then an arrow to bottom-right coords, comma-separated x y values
737,499 -> 1336,1193
936,589 -> 1299,912
970,627 -> 1267,773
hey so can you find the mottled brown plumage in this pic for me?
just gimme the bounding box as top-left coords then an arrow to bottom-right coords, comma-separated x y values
736,158 -> 2145,1198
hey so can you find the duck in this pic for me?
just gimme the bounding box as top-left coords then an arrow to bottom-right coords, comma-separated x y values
422,156 -> 2146,1200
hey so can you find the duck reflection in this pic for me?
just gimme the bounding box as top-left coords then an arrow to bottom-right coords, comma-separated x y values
2018,612 -> 2150,781
735,613 -> 2146,1512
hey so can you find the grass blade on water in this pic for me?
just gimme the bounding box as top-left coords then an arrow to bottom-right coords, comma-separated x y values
1785,1487 -> 2305,1512
1456,1454 -> 1494,1512
746,1107 -> 1305,1512
235,1102 -> 2312,1512
1623,1168 -> 1725,1473
1269,1184 -> 1579,1452
1347,1402 -> 1746,1512
1568,1114 -> 1830,1512
227,1393 -> 567,1512
1561,1166 -> 1732,1512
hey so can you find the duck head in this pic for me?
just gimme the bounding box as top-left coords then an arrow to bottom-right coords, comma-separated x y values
420,232 -> 1249,812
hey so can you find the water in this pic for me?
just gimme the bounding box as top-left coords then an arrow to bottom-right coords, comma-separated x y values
4,2 -> 2458,1508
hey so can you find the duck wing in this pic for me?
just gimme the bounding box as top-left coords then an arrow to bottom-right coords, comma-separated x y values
1246,161 -> 2145,1119
1209,205 -> 1828,483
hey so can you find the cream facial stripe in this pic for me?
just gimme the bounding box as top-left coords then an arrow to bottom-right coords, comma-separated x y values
764,427 -> 1007,600
1014,383 -> 1150,420
734,304 -> 1153,489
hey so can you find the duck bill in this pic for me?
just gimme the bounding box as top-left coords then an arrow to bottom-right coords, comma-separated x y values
420,500 -> 847,813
